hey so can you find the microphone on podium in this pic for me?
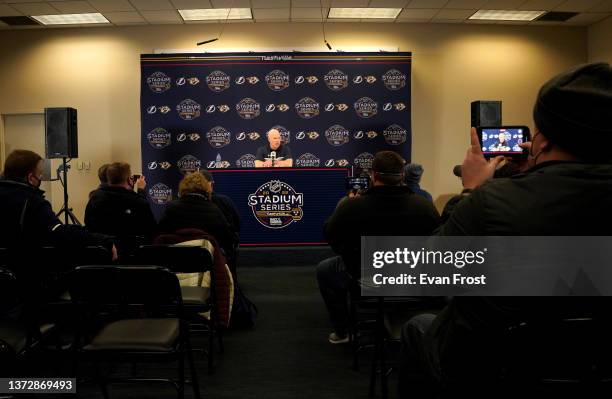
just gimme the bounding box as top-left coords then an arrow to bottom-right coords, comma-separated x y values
270,151 -> 277,167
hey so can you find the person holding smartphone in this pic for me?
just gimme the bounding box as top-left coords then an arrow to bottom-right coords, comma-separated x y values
399,63 -> 612,397
85,162 -> 157,257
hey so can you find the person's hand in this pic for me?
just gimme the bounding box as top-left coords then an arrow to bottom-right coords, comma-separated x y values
263,160 -> 272,167
111,244 -> 118,261
136,175 -> 146,190
461,128 -> 505,189
515,141 -> 534,172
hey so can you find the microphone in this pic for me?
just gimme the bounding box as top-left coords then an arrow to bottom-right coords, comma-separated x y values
270,151 -> 276,167
453,165 -> 462,178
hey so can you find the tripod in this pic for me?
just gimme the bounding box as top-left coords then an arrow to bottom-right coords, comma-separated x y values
56,157 -> 81,225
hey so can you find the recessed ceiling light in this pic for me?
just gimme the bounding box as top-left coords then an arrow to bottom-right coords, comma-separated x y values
178,8 -> 253,21
469,10 -> 545,21
31,13 -> 109,25
328,8 -> 402,19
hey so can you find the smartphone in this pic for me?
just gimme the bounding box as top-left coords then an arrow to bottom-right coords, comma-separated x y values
477,126 -> 530,159
346,176 -> 370,191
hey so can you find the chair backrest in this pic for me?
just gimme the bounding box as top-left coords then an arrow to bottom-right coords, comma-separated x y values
0,246 -> 111,274
0,267 -> 19,315
502,317 -> 612,383
69,265 -> 183,313
131,244 -> 214,274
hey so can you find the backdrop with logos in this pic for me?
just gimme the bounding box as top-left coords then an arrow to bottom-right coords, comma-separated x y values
140,51 -> 412,244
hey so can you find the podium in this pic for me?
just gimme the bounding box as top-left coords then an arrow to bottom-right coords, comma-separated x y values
210,168 -> 349,246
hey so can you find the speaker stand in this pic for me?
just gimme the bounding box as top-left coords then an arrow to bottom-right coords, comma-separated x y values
56,157 -> 81,226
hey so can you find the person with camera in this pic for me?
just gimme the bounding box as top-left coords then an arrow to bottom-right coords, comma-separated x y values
85,161 -> 156,256
398,62 -> 612,397
316,151 -> 441,344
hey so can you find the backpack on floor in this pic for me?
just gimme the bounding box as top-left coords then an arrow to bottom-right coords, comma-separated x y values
230,286 -> 258,329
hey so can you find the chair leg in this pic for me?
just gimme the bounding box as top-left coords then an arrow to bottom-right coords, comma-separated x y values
217,328 -> 225,354
185,338 -> 201,399
208,325 -> 215,374
178,353 -> 185,399
93,361 -> 110,399
381,339 -> 388,399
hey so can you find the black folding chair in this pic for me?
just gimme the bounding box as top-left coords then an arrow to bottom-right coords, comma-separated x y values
68,265 -> 201,399
130,243 -> 222,373
0,267 -> 57,376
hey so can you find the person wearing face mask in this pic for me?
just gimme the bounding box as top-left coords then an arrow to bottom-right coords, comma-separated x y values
0,149 -> 117,267
85,161 -> 157,256
398,63 -> 612,397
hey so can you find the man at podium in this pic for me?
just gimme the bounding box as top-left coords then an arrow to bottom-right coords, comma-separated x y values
255,128 -> 293,168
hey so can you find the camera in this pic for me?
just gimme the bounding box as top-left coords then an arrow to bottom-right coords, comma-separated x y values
477,126 -> 530,159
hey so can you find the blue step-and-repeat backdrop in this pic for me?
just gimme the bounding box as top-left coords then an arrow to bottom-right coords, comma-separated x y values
140,52 -> 412,245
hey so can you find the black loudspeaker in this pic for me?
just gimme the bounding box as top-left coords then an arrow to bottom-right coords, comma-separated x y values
471,100 -> 502,128
45,107 -> 78,158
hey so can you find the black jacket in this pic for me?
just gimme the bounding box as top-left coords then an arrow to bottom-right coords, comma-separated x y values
158,193 -> 237,259
85,185 -> 157,245
430,161 -> 612,378
324,185 -> 441,278
212,193 -> 241,235
0,180 -> 112,276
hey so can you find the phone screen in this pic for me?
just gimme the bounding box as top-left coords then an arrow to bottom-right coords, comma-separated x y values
346,177 -> 369,191
480,128 -> 528,158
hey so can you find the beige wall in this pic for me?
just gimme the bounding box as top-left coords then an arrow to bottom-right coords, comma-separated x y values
0,22 -> 587,220
588,16 -> 612,63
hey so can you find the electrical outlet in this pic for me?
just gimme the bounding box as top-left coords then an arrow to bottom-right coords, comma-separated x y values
76,161 -> 83,170
85,161 -> 91,171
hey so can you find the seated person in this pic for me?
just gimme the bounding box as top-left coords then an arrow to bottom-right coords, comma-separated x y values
255,128 -> 293,167
157,171 -> 238,266
404,163 -> 433,202
0,149 -> 116,289
200,169 -> 241,237
85,162 -> 156,254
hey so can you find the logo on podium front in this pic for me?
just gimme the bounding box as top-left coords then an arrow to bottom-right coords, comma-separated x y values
248,180 -> 304,229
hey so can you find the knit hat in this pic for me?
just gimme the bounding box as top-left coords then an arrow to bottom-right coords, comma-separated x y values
403,163 -> 424,185
533,62 -> 612,161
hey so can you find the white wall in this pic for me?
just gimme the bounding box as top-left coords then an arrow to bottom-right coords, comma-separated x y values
0,22 -> 588,219
588,16 -> 612,63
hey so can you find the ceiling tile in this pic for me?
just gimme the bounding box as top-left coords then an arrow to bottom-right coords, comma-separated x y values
49,1 -> 97,13
445,0 -> 487,8
291,7 -> 327,18
0,3 -> 22,15
367,0 -> 408,7
88,0 -> 135,12
11,2 -> 59,14
566,11 -> 611,23
483,0 -> 525,9
252,0 -> 289,7
590,0 -> 612,12
405,0 -> 448,7
253,8 -> 290,19
140,9 -> 182,22
554,0 -> 602,12
292,0 -> 332,6
330,0 -> 369,6
210,0 -> 250,7
170,0 -> 212,8
291,18 -> 323,21
433,9 -> 476,19
517,0 -> 565,11
129,0 -> 174,11
397,8 -> 438,19
103,10 -> 146,23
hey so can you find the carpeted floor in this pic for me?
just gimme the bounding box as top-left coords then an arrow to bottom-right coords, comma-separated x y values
37,264 -> 393,399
